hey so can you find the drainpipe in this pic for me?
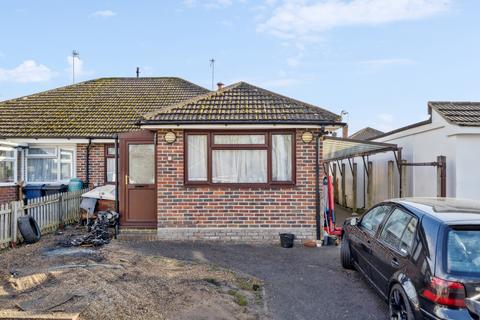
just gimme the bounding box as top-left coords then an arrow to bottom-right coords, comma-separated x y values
114,134 -> 119,213
315,133 -> 321,241
85,138 -> 92,188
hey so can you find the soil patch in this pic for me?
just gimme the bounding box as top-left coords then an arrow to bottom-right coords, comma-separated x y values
0,227 -> 266,320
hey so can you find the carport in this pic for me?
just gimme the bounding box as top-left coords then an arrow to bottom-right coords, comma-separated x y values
322,136 -> 447,211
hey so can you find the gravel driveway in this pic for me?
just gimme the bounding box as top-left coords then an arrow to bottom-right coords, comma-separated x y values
125,241 -> 388,320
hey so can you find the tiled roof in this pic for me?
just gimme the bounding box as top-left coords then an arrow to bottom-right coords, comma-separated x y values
0,77 -> 209,138
142,82 -> 341,125
429,101 -> 480,127
349,127 -> 384,140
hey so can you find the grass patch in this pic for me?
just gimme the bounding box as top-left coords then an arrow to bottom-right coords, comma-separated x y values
237,277 -> 261,292
228,290 -> 248,306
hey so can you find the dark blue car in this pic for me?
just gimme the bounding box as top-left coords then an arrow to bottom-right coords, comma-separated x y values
341,198 -> 480,320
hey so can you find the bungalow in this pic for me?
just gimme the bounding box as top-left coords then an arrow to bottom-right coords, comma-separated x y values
0,77 -> 344,240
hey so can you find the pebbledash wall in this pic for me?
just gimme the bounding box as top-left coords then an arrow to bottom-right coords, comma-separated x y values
155,129 -> 323,241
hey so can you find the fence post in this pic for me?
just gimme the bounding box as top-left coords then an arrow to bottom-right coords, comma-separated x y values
367,161 -> 373,208
10,201 -> 19,247
352,163 -> 358,213
341,162 -> 346,207
388,160 -> 394,199
437,155 -> 447,197
58,193 -> 65,229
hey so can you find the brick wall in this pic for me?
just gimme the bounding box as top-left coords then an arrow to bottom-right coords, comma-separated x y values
76,144 -> 106,188
0,186 -> 19,204
155,129 -> 323,241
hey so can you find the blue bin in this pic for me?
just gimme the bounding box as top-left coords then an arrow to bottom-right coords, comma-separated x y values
43,184 -> 68,195
68,178 -> 84,192
23,185 -> 45,200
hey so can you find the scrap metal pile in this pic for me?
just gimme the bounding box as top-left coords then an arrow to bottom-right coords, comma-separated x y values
61,211 -> 119,247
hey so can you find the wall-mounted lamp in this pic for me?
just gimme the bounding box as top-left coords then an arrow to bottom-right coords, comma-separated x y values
164,131 -> 176,144
301,131 -> 314,144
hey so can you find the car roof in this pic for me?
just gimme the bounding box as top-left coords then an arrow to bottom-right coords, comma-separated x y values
389,198 -> 480,225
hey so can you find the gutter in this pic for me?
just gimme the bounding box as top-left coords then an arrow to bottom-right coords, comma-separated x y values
137,119 -> 346,126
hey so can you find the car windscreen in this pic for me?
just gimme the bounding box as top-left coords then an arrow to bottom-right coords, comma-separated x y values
446,227 -> 480,275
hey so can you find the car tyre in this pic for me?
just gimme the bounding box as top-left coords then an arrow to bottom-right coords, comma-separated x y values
340,234 -> 354,270
389,284 -> 415,320
17,215 -> 41,244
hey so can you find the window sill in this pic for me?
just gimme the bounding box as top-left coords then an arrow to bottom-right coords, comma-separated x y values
0,182 -> 17,187
184,182 -> 296,189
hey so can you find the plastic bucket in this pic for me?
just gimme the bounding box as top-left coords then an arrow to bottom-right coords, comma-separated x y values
279,233 -> 295,248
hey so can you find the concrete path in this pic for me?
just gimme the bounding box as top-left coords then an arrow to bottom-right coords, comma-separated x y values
125,241 -> 387,320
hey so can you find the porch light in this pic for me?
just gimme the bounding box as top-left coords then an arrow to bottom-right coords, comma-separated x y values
301,131 -> 313,144
164,131 -> 176,144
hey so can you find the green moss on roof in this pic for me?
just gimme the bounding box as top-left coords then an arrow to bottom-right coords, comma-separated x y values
0,77 -> 209,138
143,82 -> 341,124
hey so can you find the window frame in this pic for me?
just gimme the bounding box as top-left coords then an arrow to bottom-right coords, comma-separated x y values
25,145 -> 76,184
105,144 -> 117,184
0,146 -> 17,186
184,130 -> 296,187
377,205 -> 419,256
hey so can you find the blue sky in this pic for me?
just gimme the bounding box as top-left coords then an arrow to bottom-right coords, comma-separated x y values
0,0 -> 479,133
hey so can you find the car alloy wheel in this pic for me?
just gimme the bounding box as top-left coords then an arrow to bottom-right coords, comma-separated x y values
389,287 -> 409,320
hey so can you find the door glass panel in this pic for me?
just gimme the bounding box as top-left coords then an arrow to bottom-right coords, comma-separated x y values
380,208 -> 415,251
360,205 -> 390,234
128,144 -> 154,184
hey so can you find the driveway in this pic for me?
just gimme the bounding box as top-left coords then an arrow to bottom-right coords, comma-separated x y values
125,241 -> 388,320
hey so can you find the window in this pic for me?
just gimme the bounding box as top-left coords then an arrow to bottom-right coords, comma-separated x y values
26,146 -> 75,183
0,148 -> 16,183
446,228 -> 480,275
185,131 -> 295,186
360,205 -> 391,234
105,145 -> 117,183
380,208 -> 417,253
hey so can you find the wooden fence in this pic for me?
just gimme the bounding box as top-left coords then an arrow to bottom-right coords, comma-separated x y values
0,189 -> 87,248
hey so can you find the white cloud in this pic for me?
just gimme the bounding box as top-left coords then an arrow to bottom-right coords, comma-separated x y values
66,55 -> 93,80
257,0 -> 451,40
91,10 -> 116,18
0,60 -> 56,83
360,58 -> 416,67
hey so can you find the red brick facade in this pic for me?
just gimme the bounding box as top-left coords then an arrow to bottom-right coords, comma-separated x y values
76,144 -> 107,188
155,129 -> 323,240
0,186 -> 19,203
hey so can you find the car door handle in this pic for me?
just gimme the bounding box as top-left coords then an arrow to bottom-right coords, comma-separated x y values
391,258 -> 400,268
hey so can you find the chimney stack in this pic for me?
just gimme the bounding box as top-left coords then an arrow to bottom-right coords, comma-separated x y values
342,125 -> 349,138
136,67 -> 140,78
217,82 -> 224,90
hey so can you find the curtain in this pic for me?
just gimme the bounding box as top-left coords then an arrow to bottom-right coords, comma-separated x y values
0,160 -> 14,182
272,134 -> 292,181
212,150 -> 267,183
188,135 -> 208,181
27,158 -> 57,182
106,158 -> 116,182
214,134 -> 265,144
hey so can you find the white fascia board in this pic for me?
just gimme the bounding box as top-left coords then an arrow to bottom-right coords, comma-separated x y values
141,124 -> 342,131
3,138 -> 115,144
0,140 -> 28,147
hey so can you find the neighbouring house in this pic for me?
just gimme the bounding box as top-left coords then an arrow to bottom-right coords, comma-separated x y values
349,127 -> 384,140
330,101 -> 480,211
0,77 -> 344,240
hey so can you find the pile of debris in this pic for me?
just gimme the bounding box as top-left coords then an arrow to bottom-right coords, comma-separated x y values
60,211 -> 119,247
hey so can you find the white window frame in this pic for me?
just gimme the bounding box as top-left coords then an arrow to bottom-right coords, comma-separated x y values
25,145 -> 76,184
0,146 -> 17,186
